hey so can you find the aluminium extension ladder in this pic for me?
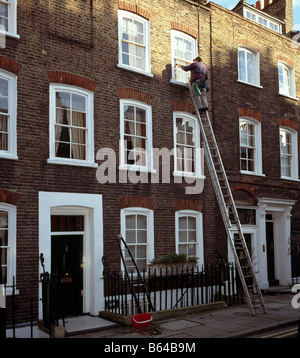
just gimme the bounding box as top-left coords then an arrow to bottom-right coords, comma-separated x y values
188,82 -> 267,316
118,234 -> 154,313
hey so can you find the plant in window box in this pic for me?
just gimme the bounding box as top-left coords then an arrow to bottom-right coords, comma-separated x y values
148,252 -> 198,275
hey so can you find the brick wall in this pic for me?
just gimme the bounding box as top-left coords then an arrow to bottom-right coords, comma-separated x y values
0,0 -> 298,322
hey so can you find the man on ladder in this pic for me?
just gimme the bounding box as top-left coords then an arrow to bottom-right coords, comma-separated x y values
177,56 -> 209,112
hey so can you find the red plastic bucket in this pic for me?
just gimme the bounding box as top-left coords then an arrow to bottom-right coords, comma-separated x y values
131,313 -> 152,328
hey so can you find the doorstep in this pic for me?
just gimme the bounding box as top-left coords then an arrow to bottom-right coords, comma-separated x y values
64,315 -> 118,337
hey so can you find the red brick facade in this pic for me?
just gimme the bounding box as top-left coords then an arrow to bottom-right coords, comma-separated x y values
0,0 -> 299,322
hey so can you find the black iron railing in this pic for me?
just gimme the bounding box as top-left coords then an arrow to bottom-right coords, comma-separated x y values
291,247 -> 300,284
103,263 -> 245,316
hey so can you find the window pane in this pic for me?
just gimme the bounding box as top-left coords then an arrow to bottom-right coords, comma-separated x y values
126,215 -> 135,229
72,94 -> 86,112
0,115 -> 8,151
123,105 -> 147,166
0,3 -> 9,32
72,112 -> 86,128
179,230 -> 187,243
126,230 -> 135,243
188,217 -> 196,229
137,215 -> 146,229
188,231 -> 196,242
188,245 -> 196,256
51,215 -> 84,232
121,16 -> 146,70
71,144 -> 86,160
176,117 -> 196,173
179,216 -> 187,229
56,92 -> 70,109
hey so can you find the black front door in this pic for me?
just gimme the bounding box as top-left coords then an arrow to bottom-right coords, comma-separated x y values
51,235 -> 83,316
266,214 -> 277,285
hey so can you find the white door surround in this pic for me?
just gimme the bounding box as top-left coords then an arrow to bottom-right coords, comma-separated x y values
257,197 -> 296,289
38,192 -> 104,319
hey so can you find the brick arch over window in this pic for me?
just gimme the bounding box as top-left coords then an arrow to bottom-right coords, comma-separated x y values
118,196 -> 156,210
230,184 -> 258,204
173,200 -> 203,212
117,88 -> 154,106
238,39 -> 260,51
0,56 -> 22,75
118,0 -> 150,19
278,117 -> 299,131
238,108 -> 263,122
170,21 -> 198,39
277,55 -> 294,68
0,189 -> 20,205
171,101 -> 194,115
46,71 -> 97,92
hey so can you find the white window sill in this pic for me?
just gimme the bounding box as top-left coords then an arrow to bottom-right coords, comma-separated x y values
119,164 -> 156,174
0,153 -> 18,160
116,64 -> 154,78
240,170 -> 265,177
280,176 -> 300,182
173,170 -> 206,180
0,31 -> 20,40
47,158 -> 98,168
170,79 -> 188,87
237,80 -> 263,89
278,93 -> 299,101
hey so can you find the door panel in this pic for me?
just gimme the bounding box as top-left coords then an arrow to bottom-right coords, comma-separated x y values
51,235 -> 83,316
266,220 -> 276,284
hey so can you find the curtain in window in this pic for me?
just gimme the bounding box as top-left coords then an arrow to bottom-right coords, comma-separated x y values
174,35 -> 193,82
0,2 -> 9,32
55,92 -> 86,160
0,115 -> 8,151
122,17 -> 145,70
71,111 -> 86,160
280,129 -> 292,177
238,49 -> 254,84
123,105 -> 147,166
176,117 -> 195,173
0,210 -> 8,283
0,77 -> 8,151
278,64 -> 291,96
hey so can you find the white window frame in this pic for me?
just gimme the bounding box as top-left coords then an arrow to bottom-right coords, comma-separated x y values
175,210 -> 204,266
117,10 -> 152,78
278,62 -> 297,100
48,84 -> 96,168
237,46 -> 261,88
0,69 -> 17,160
120,207 -> 154,272
119,98 -> 154,172
0,0 -> 19,39
170,30 -> 197,86
173,112 -> 202,178
243,8 -> 282,34
279,127 -> 299,181
0,203 -> 16,293
239,117 -> 264,176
